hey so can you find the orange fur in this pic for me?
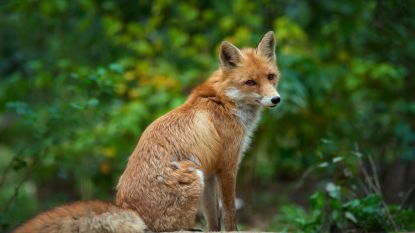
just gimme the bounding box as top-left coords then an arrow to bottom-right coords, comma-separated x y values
13,161 -> 202,233
116,31 -> 281,231
12,201 -> 146,233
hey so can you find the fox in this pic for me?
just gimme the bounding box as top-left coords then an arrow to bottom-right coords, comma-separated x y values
12,161 -> 202,233
116,31 -> 281,231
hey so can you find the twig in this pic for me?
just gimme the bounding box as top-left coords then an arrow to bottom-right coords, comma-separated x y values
0,148 -> 25,189
357,178 -> 371,196
0,158 -> 14,189
356,151 -> 398,232
2,148 -> 46,212
293,165 -> 316,191
399,183 -> 415,210
368,154 -> 382,193
357,156 -> 378,195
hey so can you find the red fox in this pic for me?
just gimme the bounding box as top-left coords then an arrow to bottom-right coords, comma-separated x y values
116,31 -> 281,231
13,161 -> 202,233
13,31 -> 280,232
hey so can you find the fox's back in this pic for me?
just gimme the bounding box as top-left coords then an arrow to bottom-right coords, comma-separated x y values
120,96 -> 231,178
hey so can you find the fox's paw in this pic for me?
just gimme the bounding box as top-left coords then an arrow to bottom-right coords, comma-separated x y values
171,161 -> 204,185
171,160 -> 204,186
156,160 -> 204,187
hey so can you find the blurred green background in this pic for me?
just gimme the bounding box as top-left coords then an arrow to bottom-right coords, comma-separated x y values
1,0 -> 414,232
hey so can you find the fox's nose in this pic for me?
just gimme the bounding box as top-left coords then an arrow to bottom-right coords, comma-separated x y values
271,96 -> 281,104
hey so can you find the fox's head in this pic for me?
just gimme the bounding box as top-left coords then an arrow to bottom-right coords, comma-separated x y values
215,31 -> 280,108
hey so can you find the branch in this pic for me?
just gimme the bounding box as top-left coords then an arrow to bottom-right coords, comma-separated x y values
2,148 -> 46,212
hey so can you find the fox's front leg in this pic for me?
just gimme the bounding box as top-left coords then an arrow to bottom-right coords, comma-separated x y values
219,167 -> 238,231
202,174 -> 221,231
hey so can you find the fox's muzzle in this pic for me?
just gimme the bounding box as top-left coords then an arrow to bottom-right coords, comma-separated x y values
258,95 -> 281,108
271,96 -> 281,104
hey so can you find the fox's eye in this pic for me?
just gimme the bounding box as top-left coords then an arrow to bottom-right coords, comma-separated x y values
245,80 -> 256,86
267,74 -> 276,80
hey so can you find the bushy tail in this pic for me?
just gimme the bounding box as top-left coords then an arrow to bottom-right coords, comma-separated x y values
13,201 -> 146,233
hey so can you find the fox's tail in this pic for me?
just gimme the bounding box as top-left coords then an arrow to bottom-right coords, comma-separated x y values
13,201 -> 146,233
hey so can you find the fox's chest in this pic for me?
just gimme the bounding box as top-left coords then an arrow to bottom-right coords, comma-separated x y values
233,105 -> 261,160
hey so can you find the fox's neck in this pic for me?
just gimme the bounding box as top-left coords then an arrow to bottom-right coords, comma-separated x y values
232,101 -> 261,159
232,102 -> 261,131
190,71 -> 263,131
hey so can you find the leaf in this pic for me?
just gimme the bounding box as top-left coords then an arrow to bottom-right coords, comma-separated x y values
310,192 -> 325,209
344,199 -> 360,208
12,157 -> 27,171
332,156 -> 343,163
6,101 -> 31,115
318,162 -> 329,168
87,98 -> 99,107
345,211 -> 358,223
326,182 -> 341,199
109,63 -> 124,73
70,103 -> 84,110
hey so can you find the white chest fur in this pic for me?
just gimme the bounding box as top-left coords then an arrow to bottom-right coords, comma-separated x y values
224,87 -> 262,161
233,104 -> 261,161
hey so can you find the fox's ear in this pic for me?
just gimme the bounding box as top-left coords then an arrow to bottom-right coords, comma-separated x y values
257,31 -> 276,62
219,41 -> 242,69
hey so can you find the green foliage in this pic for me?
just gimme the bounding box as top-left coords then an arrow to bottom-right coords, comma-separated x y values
1,0 -> 414,231
267,135 -> 415,232
270,187 -> 415,233
308,187 -> 412,232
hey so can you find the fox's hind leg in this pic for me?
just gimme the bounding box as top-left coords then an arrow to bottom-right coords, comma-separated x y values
152,160 -> 204,231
